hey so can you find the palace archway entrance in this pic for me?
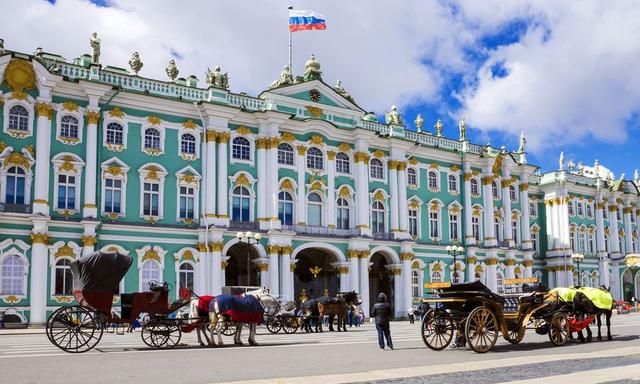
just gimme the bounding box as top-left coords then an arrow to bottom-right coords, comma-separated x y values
294,248 -> 340,304
225,243 -> 261,287
369,252 -> 395,317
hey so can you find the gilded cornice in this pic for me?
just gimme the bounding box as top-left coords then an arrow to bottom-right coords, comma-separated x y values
206,130 -> 218,142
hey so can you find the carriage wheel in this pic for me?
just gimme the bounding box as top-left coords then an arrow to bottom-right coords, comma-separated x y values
141,320 -> 182,349
465,306 -> 498,353
503,328 -> 525,344
548,313 -> 570,346
46,305 -> 103,353
282,317 -> 300,334
267,316 -> 283,334
220,320 -> 237,336
421,310 -> 455,351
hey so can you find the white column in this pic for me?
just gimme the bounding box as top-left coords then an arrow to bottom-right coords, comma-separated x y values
256,138 -> 268,221
609,204 -> 621,255
467,249 -> 477,282
463,166 -> 474,246
355,152 -> 370,233
349,251 -> 359,293
546,199 -> 556,251
611,263 -> 621,299
205,131 -> 217,219
401,253 -> 412,314
211,246 -> 222,295
217,133 -> 229,223
388,162 -> 399,233
327,151 -> 336,228
482,175 -> 496,246
397,162 -> 409,233
505,251 -> 516,279
257,260 -> 269,288
523,257 -> 533,278
520,181 -> 532,249
29,223 -> 49,324
486,257 -> 498,292
359,252 -> 370,319
83,111 -> 100,218
267,137 -> 280,228
559,197 -> 571,251
392,267 -> 403,318
220,256 -> 228,288
268,246 -> 280,297
33,103 -> 53,215
296,146 -> 306,224
624,206 -> 633,254
280,247 -> 292,301
501,176 -> 513,246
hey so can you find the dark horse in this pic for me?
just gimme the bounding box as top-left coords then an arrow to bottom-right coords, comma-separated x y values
303,291 -> 360,332
573,286 -> 614,342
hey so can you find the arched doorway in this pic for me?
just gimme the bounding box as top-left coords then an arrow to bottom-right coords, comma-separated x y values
369,252 -> 394,317
622,268 -> 638,302
225,243 -> 261,287
294,248 -> 340,303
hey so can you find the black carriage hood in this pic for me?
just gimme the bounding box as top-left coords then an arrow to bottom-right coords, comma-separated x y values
70,251 -> 133,293
439,281 -> 505,303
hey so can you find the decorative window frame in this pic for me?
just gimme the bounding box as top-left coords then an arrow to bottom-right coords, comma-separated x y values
427,169 -> 440,192
470,177 -> 481,198
174,247 -> 199,299
178,124 -> 201,161
100,157 -> 130,218
586,202 -> 594,219
368,157 -> 387,182
509,184 -> 518,202
568,199 -> 575,216
577,200 -> 585,218
511,210 -> 521,245
429,260 -> 446,283
305,146 -> 325,171
446,169 -> 460,196
175,166 -> 201,224
448,201 -> 462,243
3,95 -> 35,139
335,184 -> 354,229
52,153 -> 85,216
334,151 -> 351,175
407,166 -> 419,189
48,241 -> 82,301
306,190 -> 326,227
138,163 -> 167,221
229,172 -> 257,221
136,245 -> 167,292
370,189 -> 389,233
471,204 -> 484,242
0,239 -> 30,301
491,180 -> 501,200
278,186 -> 298,225
55,103 -> 85,145
277,142 -> 297,170
140,123 -> 165,157
428,199 -> 443,241
407,197 -> 423,240
529,201 -> 537,218
102,112 -> 128,152
230,132 -> 255,166
0,146 -> 35,205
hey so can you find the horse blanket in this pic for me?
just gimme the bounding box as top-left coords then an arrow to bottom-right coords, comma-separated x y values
197,295 -> 215,317
578,287 -> 613,311
550,287 -> 577,303
211,294 -> 263,323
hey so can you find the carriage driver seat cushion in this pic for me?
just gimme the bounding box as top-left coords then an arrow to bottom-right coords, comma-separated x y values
502,296 -> 520,313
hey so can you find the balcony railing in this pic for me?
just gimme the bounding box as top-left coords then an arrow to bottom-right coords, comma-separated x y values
0,203 -> 32,214
281,224 -> 359,238
372,232 -> 394,241
229,221 -> 259,231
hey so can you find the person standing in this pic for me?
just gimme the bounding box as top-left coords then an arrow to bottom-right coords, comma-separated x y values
408,306 -> 415,324
0,311 -> 5,329
371,293 -> 393,350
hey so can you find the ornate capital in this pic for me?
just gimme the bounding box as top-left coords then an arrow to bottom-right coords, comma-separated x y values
400,252 -> 414,261
358,250 -> 370,259
500,179 -> 512,188
256,137 -> 267,150
206,130 -> 218,142
86,111 -> 101,125
485,257 -> 499,266
267,245 -> 281,254
388,160 -> 399,170
338,266 -> 349,274
397,162 -> 407,171
347,249 -> 359,259
217,132 -> 230,144
467,256 -> 478,264
326,150 -> 336,160
81,235 -> 97,247
31,232 -> 50,245
258,263 -> 269,272
197,243 -> 208,252
463,172 -> 473,181
504,258 -> 516,266
354,152 -> 370,163
596,202 -> 605,210
623,207 -> 633,214
297,145 -> 307,155
519,183 -> 529,191
211,242 -> 224,252
481,176 -> 494,185
523,259 -> 534,267
35,102 -> 54,119
608,205 -> 619,212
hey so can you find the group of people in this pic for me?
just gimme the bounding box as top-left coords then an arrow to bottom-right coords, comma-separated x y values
407,302 -> 431,324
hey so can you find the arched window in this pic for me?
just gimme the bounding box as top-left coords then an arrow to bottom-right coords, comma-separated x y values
104,177 -> 122,213
278,191 -> 294,225
568,201 -> 575,216
448,174 -> 457,193
470,178 -> 479,195
492,181 -> 499,199
141,260 -> 161,291
8,105 -> 29,131
307,192 -> 323,226
472,215 -> 481,241
370,158 -> 384,179
529,202 -> 537,217
335,152 -> 350,174
511,219 -> 519,244
6,167 -> 26,205
336,198 -> 350,229
232,137 -> 251,160
54,258 -> 73,295
372,201 -> 385,233
178,263 -> 195,291
60,115 -> 79,138
495,218 -> 502,241
231,186 -> 251,222
1,255 -> 24,295
277,143 -> 294,165
306,147 -> 324,170
431,271 -> 442,283
577,202 -> 584,216
106,122 -> 124,145
586,204 -> 593,218
590,275 -> 599,288
407,168 -> 417,186
179,186 -> 195,219
411,270 -> 421,298
408,208 -> 419,238
428,171 -> 438,190
181,133 -> 196,154
531,229 -> 539,252
144,128 -> 160,149
497,273 -> 504,294
509,185 -> 517,201
57,174 -> 76,210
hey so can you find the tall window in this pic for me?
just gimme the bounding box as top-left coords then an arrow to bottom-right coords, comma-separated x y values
529,202 -> 537,217
232,137 -> 251,160
470,179 -> 479,196
104,178 -> 122,213
232,186 -> 250,222
497,273 -> 504,294
509,185 -> 517,201
407,168 -> 417,186
6,167 -> 26,205
1,255 -> 24,295
143,182 -> 160,216
140,260 -> 161,291
306,147 -> 324,170
428,171 -> 438,190
8,105 -> 29,131
106,122 -> 124,145
449,213 -> 459,241
144,128 -> 160,149
60,115 -> 79,139
578,230 -> 586,253
307,192 -> 323,226
409,208 -> 418,238
411,270 -> 421,298
431,271 -> 442,283
278,191 -> 294,225
586,204 -> 593,218
472,216 -> 481,241
370,158 -> 384,179
588,231 -> 595,254
429,210 -> 439,238
531,230 -> 538,252
511,219 -> 519,244
570,228 -> 576,252
448,175 -> 458,194
179,186 -> 195,219
372,201 -> 385,233
178,263 -> 195,291
336,198 -> 350,229
568,201 -> 575,216
57,174 -> 76,210
495,218 -> 502,242
335,152 -> 350,174
577,202 -> 584,216
277,143 -> 294,165
54,258 -> 73,295
492,181 -> 499,199
181,133 -> 196,154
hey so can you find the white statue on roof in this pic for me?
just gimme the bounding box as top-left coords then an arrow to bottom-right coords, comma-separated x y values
559,152 -> 565,170
269,65 -> 293,89
385,105 -> 403,125
414,113 -> 424,132
206,66 -> 229,89
90,32 -> 100,64
334,80 -> 354,102
634,169 -> 639,184
434,119 -> 444,137
458,117 -> 466,141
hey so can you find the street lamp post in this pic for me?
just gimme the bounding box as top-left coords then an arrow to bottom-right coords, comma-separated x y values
236,231 -> 262,286
446,245 -> 465,283
571,253 -> 584,287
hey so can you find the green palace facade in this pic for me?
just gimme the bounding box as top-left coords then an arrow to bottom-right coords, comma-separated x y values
0,37 -> 639,325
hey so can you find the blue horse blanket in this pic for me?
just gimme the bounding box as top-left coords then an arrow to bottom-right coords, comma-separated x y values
211,294 -> 263,323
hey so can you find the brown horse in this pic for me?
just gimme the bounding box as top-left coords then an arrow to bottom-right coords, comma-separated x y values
317,291 -> 360,332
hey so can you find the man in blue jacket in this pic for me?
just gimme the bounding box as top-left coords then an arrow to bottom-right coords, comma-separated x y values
371,293 -> 393,350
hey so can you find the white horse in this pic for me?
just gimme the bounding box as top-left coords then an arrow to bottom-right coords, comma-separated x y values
188,297 -> 211,346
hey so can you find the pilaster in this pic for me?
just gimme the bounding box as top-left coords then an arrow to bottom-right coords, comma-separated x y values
83,110 -> 100,218
327,150 -> 336,228
33,102 -> 54,215
215,131 -> 230,226
29,218 -> 49,324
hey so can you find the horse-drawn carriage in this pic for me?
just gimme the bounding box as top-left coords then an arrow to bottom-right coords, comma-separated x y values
46,251 -> 193,353
421,278 -> 572,353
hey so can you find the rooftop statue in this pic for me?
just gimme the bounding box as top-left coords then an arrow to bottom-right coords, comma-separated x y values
165,59 -> 179,82
334,80 -> 354,102
128,51 -> 143,75
594,159 -> 600,178
414,113 -> 424,132
568,159 -> 575,173
559,151 -> 565,171
458,117 -> 466,141
34,47 -> 44,58
577,161 -> 584,175
634,169 -> 639,184
434,119 -> 444,137
303,54 -> 322,82
206,66 -> 229,89
269,65 -> 293,89
518,131 -> 526,153
90,32 -> 100,64
385,105 -> 403,125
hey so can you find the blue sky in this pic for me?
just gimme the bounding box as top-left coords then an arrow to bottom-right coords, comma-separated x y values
6,0 -> 640,179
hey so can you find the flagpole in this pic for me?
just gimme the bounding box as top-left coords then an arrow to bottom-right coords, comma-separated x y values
288,5 -> 293,74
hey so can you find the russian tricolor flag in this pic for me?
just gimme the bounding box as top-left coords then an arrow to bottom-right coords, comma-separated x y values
289,9 -> 326,32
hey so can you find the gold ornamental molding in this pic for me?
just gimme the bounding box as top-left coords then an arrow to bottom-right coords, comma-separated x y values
108,107 -> 125,118
429,162 -> 439,170
519,182 -> 529,191
464,172 -> 473,181
608,205 -> 619,212
501,179 -> 512,188
397,162 -> 407,171
217,132 -> 230,143
206,130 -> 218,142
182,120 -> 197,129
523,259 -> 534,267
431,263 -> 443,272
326,150 -> 336,160
504,259 -> 516,266
268,137 -> 280,149
62,101 -> 80,112
373,149 -> 385,159
35,102 -> 54,119
338,266 -> 349,274
255,137 -> 267,150
211,242 -> 224,252
338,185 -> 351,198
235,173 -> 250,187
81,235 -> 97,247
337,142 -> 351,152
3,151 -> 31,168
235,126 -> 251,135
373,190 -> 385,201
467,256 -> 478,264
481,176 -> 494,185
388,160 -> 399,170
623,207 -> 633,214
280,132 -> 296,142
3,58 -> 36,94
258,263 -> 269,272
55,244 -> 75,258
280,179 -> 294,191
31,232 -> 50,245
142,249 -> 161,263
309,134 -> 324,145
305,106 -> 323,118
354,152 -> 370,163
296,145 -> 307,155
400,252 -> 414,261
485,258 -> 499,266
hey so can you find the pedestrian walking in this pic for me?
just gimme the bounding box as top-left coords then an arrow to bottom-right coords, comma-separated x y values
348,305 -> 355,327
371,293 -> 393,350
0,311 -> 5,329
408,306 -> 415,324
